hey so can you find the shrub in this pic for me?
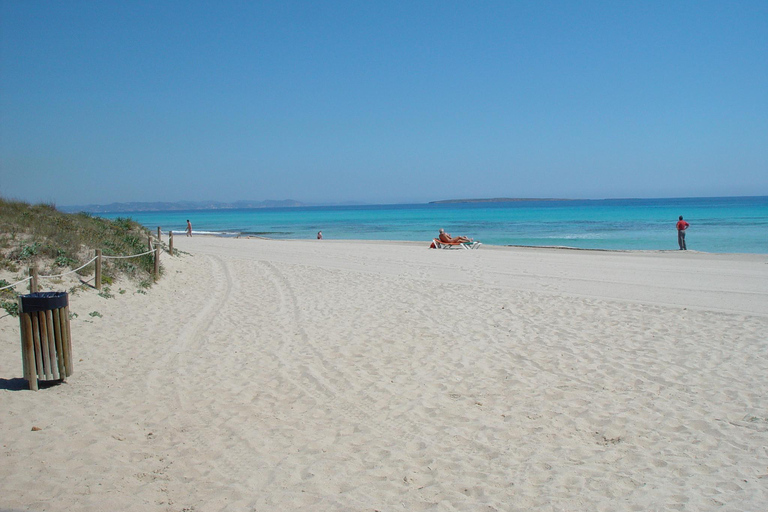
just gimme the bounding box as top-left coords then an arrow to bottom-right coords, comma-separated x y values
19,242 -> 41,260
1,300 -> 19,317
98,286 -> 115,299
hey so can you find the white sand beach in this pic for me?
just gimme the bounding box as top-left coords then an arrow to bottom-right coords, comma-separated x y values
1,238 -> 767,511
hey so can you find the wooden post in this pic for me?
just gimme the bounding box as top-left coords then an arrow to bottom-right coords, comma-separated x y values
157,226 -> 162,242
30,312 -> 44,379
154,246 -> 160,281
29,267 -> 39,293
44,310 -> 59,380
18,297 -> 28,380
38,311 -> 50,380
52,308 -> 66,381
18,298 -> 29,384
62,305 -> 73,377
40,310 -> 56,380
95,249 -> 102,291
18,298 -> 38,391
169,231 -> 174,256
148,234 -> 152,251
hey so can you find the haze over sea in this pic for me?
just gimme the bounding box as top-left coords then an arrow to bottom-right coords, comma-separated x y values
94,196 -> 768,254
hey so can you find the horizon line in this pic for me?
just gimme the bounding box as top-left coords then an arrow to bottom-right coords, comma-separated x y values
48,194 -> 768,213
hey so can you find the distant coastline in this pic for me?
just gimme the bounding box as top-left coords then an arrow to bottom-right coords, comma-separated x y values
430,198 -> 571,204
59,199 -> 306,214
59,195 -> 765,214
60,197 -> 573,213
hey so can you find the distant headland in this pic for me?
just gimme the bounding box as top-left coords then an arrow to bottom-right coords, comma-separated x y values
429,198 -> 571,204
59,199 -> 306,213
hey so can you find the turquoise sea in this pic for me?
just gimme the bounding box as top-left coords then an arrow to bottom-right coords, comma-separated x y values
98,196 -> 768,254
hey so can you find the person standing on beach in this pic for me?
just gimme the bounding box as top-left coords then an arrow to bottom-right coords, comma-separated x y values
676,215 -> 689,250
186,220 -> 192,237
317,231 -> 323,239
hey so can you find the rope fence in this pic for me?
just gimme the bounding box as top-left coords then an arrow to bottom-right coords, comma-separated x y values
39,256 -> 99,279
1,229 -> 169,294
0,277 -> 32,292
101,248 -> 155,260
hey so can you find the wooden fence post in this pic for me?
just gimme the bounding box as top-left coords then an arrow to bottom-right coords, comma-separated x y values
157,226 -> 162,242
148,235 -> 152,251
95,249 -> 102,291
18,296 -> 38,391
29,267 -> 39,293
154,246 -> 160,281
169,231 -> 174,256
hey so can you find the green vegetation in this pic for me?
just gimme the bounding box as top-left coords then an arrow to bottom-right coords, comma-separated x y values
98,286 -> 115,299
0,279 -> 19,316
0,198 -> 161,316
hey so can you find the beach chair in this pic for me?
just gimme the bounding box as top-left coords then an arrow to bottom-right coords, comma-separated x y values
432,238 -> 481,250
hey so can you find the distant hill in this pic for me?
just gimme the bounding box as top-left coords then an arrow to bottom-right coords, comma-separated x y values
430,198 -> 571,204
59,199 -> 306,213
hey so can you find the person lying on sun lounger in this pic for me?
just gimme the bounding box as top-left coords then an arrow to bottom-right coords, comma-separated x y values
438,228 -> 473,244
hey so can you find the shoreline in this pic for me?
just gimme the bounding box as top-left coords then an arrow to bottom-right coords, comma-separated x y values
197,232 -> 768,258
96,195 -> 768,255
195,237 -> 768,316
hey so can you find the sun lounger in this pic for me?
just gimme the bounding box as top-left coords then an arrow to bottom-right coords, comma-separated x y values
432,238 -> 481,250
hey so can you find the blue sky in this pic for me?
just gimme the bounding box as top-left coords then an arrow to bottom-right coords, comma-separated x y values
1,0 -> 766,206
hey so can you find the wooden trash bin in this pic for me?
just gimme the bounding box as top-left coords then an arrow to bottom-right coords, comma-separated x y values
18,292 -> 73,391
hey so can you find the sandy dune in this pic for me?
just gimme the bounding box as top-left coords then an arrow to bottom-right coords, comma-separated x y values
1,238 -> 767,511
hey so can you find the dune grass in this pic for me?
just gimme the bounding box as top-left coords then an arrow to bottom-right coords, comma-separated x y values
1,198 -> 159,314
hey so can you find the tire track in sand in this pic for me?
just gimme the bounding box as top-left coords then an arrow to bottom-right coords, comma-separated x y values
139,253 -> 261,504
144,252 -> 233,406
143,256 -> 377,510
257,260 -> 511,461
254,260 -> 545,508
258,260 -> 396,438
